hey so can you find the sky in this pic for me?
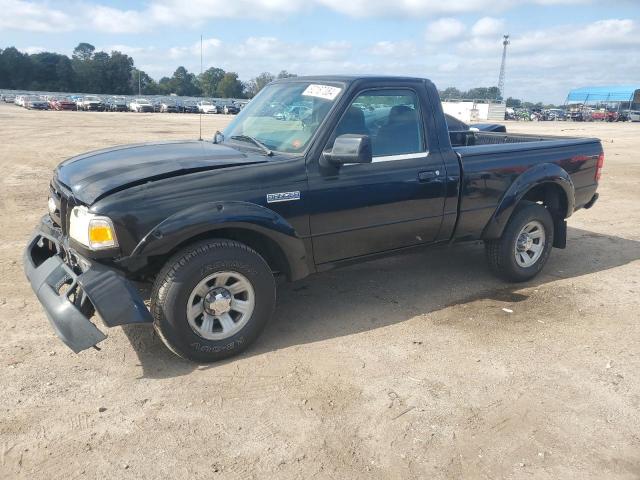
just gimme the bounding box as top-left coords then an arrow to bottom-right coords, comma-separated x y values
1,0 -> 639,103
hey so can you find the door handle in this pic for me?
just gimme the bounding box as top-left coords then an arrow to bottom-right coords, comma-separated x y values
418,170 -> 440,182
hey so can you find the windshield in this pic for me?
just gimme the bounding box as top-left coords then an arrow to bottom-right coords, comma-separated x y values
222,81 -> 342,154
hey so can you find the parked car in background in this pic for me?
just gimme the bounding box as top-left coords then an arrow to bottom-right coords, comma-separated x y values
544,109 -> 566,121
24,96 -> 49,110
49,97 -> 77,111
569,107 -> 592,122
77,96 -> 105,111
2,94 -> 16,103
219,101 -> 240,115
591,108 -> 619,122
106,96 -> 128,112
180,100 -> 199,113
274,104 -> 312,121
197,100 -> 219,114
160,100 -> 179,113
129,98 -> 154,113
627,110 -> 640,122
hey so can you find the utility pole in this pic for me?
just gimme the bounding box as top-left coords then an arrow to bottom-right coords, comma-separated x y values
138,70 -> 141,96
199,34 -> 203,141
497,34 -> 509,101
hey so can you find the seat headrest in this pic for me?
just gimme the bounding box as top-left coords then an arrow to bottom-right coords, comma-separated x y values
389,105 -> 417,124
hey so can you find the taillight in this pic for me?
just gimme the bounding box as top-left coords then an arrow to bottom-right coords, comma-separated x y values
595,152 -> 604,181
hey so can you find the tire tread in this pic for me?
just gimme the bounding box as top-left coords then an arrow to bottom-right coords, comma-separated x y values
150,239 -> 272,362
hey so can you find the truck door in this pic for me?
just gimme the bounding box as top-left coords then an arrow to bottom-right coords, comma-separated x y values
307,87 -> 446,264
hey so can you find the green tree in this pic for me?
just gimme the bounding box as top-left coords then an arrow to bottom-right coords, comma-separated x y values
439,87 -> 463,99
72,42 -> 95,62
90,51 -> 110,92
0,49 -> 6,88
55,56 -> 75,91
106,51 -> 134,94
217,72 -> 244,98
164,66 -> 201,96
245,72 -> 274,97
276,70 -> 297,79
0,47 -> 32,89
131,68 -> 160,95
28,52 -> 66,90
158,76 -> 172,94
198,67 -> 225,97
506,97 -> 522,108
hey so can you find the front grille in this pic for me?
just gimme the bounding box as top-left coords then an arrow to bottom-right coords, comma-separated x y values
49,183 -> 62,227
50,180 -> 74,235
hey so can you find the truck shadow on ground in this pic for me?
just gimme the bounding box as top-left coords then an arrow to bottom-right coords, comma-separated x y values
122,227 -> 639,378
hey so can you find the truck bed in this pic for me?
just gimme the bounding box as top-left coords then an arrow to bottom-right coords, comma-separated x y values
450,132 -> 602,241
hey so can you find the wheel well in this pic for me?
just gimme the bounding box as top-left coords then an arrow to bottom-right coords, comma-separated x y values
149,228 -> 291,280
522,183 -> 568,220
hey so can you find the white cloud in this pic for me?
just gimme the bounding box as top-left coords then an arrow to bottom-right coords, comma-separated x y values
368,41 -> 417,57
55,15 -> 640,103
472,17 -> 505,36
512,18 -> 639,53
0,0 -> 74,32
316,0 -> 592,17
23,46 -> 47,54
0,0 -> 599,33
426,18 -> 466,42
87,5 -> 147,34
2,0 -> 638,104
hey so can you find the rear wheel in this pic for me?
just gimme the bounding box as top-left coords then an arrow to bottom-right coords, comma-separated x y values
485,202 -> 554,282
151,239 -> 276,362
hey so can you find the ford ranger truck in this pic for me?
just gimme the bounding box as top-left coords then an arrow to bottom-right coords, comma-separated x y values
24,76 -> 603,362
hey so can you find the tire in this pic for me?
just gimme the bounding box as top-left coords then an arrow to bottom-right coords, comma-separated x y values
150,239 -> 276,362
485,201 -> 554,282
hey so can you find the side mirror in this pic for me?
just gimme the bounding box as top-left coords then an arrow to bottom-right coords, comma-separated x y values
213,131 -> 225,144
323,134 -> 372,166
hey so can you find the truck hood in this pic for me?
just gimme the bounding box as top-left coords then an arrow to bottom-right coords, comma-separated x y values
56,140 -> 267,204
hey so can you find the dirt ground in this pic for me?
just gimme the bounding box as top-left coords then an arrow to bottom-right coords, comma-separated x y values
1,104 -> 639,480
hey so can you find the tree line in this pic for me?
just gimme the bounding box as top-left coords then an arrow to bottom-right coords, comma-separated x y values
0,43 -> 296,98
1,43 -> 555,106
439,86 -> 559,109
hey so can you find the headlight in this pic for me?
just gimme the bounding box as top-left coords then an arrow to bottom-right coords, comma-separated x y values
69,206 -> 118,250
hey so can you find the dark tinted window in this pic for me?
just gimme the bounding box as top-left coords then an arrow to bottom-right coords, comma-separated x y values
334,89 -> 425,157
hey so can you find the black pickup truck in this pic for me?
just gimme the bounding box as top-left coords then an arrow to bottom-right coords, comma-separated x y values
24,75 -> 603,362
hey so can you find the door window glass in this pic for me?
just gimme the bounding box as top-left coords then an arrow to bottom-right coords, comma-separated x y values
333,89 -> 425,158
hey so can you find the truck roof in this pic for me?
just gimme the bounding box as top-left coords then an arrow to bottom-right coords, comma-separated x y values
274,75 -> 429,84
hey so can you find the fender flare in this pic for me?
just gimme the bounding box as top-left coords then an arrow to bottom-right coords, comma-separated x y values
131,201 -> 310,280
482,163 -> 575,240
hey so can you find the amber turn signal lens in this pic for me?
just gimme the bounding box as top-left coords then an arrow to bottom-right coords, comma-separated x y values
88,220 -> 115,247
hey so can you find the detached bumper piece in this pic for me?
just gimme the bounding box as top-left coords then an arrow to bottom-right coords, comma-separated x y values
23,217 -> 153,353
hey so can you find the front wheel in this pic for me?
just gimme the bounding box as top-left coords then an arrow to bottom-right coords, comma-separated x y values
150,239 -> 276,362
485,202 -> 554,282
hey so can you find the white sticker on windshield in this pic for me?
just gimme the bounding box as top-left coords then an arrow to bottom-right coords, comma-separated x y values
302,84 -> 342,101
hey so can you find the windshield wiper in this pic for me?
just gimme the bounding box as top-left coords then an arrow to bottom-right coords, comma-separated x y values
230,135 -> 273,156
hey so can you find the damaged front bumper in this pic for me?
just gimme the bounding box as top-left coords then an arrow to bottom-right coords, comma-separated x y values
23,216 -> 153,353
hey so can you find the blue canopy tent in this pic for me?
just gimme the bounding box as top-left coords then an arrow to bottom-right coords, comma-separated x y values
566,85 -> 640,108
